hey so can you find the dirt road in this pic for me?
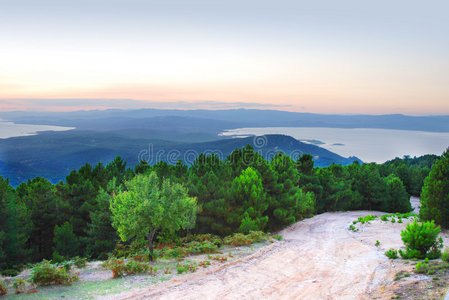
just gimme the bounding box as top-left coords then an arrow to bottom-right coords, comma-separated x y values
117,211 -> 399,300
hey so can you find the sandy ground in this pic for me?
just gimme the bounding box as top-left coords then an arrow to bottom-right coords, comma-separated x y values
106,197 -> 449,300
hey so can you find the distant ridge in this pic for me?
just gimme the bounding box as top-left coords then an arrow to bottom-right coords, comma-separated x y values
0,132 -> 360,186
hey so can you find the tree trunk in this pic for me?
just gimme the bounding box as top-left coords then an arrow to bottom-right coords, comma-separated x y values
148,230 -> 156,261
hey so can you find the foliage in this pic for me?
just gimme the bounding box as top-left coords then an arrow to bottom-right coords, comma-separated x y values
29,260 -> 79,286
0,150 -> 433,272
400,220 -> 443,259
442,247 -> 449,262
420,149 -> 449,228
110,172 -> 198,260
176,262 -> 197,274
102,258 -> 152,278
53,222 -> 79,258
224,233 -> 254,247
12,278 -> 26,294
2,269 -> 19,277
415,261 -> 428,274
0,279 -> 6,295
385,249 -> 399,259
375,240 -> 380,247
272,235 -> 283,241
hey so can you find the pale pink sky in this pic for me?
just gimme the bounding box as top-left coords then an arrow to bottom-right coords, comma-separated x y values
1,0 -> 448,115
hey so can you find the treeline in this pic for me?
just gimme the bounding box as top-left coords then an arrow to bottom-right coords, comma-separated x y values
0,146 -> 435,272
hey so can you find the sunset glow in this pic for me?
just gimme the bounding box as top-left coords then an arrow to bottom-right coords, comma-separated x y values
1,0 -> 448,114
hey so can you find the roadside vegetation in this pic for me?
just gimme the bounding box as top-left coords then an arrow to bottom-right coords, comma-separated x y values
0,147 -> 446,296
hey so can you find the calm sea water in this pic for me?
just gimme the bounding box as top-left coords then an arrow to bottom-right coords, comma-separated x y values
0,119 -> 75,139
221,127 -> 449,163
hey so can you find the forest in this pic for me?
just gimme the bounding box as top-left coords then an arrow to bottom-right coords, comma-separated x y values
0,145 -> 440,273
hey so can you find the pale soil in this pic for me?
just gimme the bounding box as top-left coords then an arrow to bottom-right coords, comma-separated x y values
113,197 -> 449,300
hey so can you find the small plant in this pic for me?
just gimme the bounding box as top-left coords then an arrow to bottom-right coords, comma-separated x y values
391,218 -> 396,223
2,269 -> 20,277
348,225 -> 358,231
29,260 -> 78,286
224,233 -> 253,247
397,218 -> 403,223
164,268 -> 171,274
272,235 -> 283,241
385,249 -> 399,259
199,260 -> 211,268
375,240 -> 380,247
400,220 -> 443,259
12,278 -> 26,294
176,262 -> 197,274
442,247 -> 449,262
103,258 -> 150,278
209,255 -> 228,263
0,279 -> 7,295
73,256 -> 87,268
380,215 -> 389,222
415,261 -> 428,274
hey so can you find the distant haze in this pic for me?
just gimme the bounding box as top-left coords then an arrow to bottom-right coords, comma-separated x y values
222,127 -> 449,163
1,0 -> 448,114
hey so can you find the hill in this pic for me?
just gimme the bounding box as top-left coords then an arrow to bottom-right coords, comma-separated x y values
0,132 -> 360,185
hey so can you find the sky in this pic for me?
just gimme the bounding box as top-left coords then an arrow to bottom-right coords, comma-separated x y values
0,0 -> 448,114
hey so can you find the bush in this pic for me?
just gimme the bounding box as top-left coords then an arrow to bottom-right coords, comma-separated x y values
380,215 -> 389,222
223,233 -> 253,247
1,269 -> 19,277
103,258 -> 151,278
272,235 -> 283,241
12,278 -> 26,294
0,279 -> 7,295
248,231 -> 267,243
415,261 -> 428,274
73,257 -> 87,269
385,249 -> 399,259
400,220 -> 443,259
29,260 -> 78,286
375,240 -> 380,247
176,262 -> 197,274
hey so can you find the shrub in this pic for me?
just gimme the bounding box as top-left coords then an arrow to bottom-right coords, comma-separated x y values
348,225 -> 358,231
1,269 -> 19,277
12,278 -> 26,294
400,220 -> 443,259
391,218 -> 396,223
415,261 -> 428,274
199,260 -> 211,268
375,240 -> 380,247
380,215 -> 389,222
29,260 -> 78,286
358,215 -> 377,224
176,262 -> 197,274
73,257 -> 87,269
223,233 -> 253,247
385,249 -> 399,259
103,258 -> 151,278
272,235 -> 283,241
248,231 -> 267,243
0,279 -> 7,295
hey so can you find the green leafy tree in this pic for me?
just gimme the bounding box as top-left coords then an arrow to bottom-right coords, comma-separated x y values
228,167 -> 269,233
400,220 -> 443,259
86,180 -> 120,259
110,172 -> 198,260
0,176 -> 30,269
420,150 -> 449,228
17,177 -> 60,261
53,222 -> 79,258
384,175 -> 411,213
